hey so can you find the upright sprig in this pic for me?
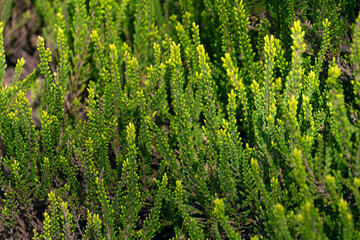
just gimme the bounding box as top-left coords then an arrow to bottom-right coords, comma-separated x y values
140,174 -> 168,239
0,21 -> 6,85
97,173 -> 115,239
327,59 -> 355,175
272,204 -> 292,240
284,20 -> 306,101
213,198 -> 241,240
83,211 -> 104,240
215,0 -> 236,59
222,53 -> 251,134
38,36 -> 64,121
174,180 -> 205,239
296,200 -> 324,239
197,44 -> 219,148
314,19 -> 331,80
168,42 -> 196,174
116,122 -> 144,238
133,0 -> 159,65
71,0 -> 90,84
252,35 -> 277,148
36,111 -> 59,199
147,43 -> 168,117
38,36 -> 54,110
56,25 -> 71,91
33,191 -> 75,239
234,0 -> 260,86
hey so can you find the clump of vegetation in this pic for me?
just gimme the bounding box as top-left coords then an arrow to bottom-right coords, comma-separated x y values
0,0 -> 360,239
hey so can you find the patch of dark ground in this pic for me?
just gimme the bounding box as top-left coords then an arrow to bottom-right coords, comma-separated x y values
3,1 -> 40,85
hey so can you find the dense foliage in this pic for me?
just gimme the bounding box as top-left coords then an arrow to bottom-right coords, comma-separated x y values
1,0 -> 360,239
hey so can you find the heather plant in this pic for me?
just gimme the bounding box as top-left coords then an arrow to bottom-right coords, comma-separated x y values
0,0 -> 360,239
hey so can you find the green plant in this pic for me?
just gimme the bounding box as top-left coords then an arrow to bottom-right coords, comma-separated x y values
0,0 -> 360,239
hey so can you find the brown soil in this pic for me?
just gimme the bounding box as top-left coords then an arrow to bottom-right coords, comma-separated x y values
3,1 -> 40,85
